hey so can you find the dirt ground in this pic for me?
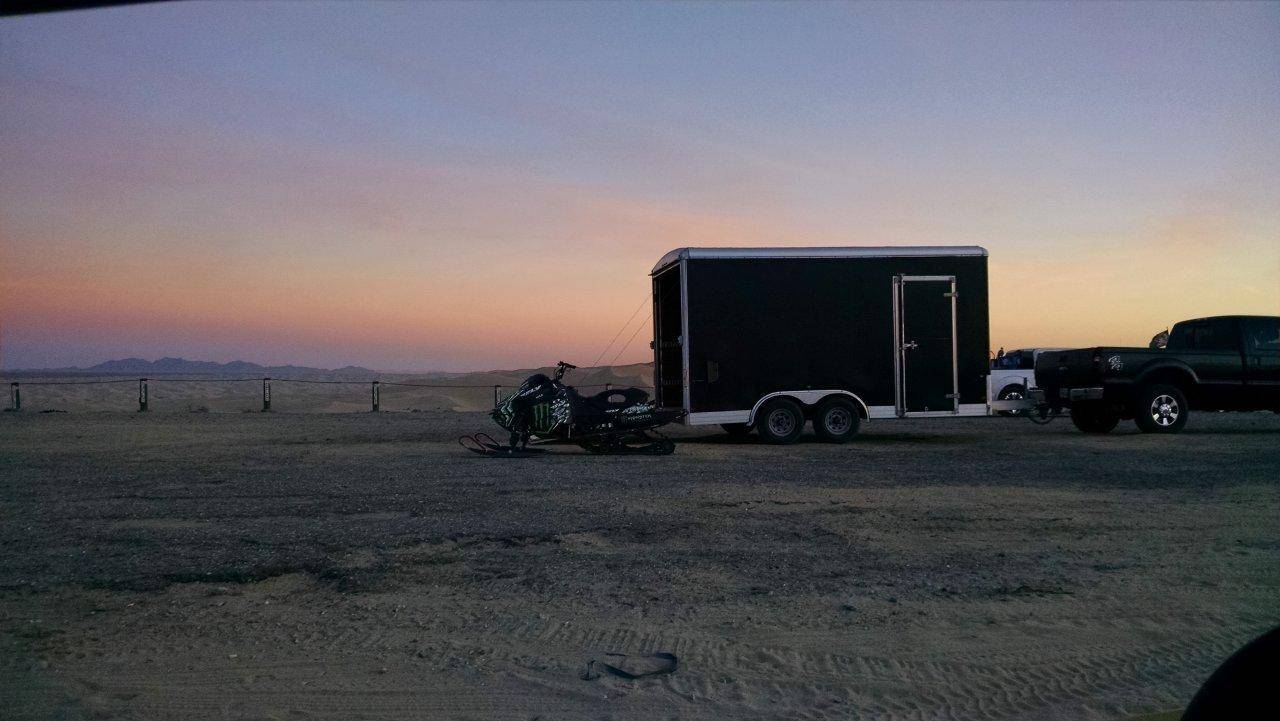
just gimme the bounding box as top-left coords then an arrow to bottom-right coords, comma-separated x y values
1,410 -> 1276,720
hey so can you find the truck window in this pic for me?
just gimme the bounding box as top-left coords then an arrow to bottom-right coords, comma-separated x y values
1168,319 -> 1238,351
1168,323 -> 1195,349
1192,318 -> 1238,351
1243,318 -> 1280,353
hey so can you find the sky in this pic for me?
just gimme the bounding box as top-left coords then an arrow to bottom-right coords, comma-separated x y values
1,1 -> 1277,371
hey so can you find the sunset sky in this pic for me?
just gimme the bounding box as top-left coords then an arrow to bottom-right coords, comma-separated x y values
2,1 -> 1277,371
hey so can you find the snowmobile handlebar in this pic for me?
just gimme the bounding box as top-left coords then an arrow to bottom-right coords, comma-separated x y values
554,361 -> 578,380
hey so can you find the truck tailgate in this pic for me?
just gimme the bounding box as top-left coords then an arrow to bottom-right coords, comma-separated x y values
1035,348 -> 1100,389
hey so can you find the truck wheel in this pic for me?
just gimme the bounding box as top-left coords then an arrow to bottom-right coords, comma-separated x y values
756,398 -> 805,444
1070,404 -> 1119,434
721,423 -> 751,438
1134,384 -> 1188,434
997,384 -> 1027,417
813,398 -> 861,443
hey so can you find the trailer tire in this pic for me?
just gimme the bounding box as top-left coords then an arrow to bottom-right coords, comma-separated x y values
813,398 -> 861,443
1134,383 -> 1188,434
756,399 -> 805,444
721,423 -> 752,438
1070,404 -> 1119,434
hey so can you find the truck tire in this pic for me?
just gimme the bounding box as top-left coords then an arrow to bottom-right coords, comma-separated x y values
1134,384 -> 1188,434
1070,404 -> 1119,434
813,398 -> 861,443
997,384 -> 1027,417
756,398 -> 805,444
721,423 -> 751,438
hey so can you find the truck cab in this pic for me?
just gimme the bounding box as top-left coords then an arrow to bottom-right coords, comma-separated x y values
1034,316 -> 1280,433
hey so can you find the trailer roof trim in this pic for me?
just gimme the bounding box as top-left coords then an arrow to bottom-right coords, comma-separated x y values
650,246 -> 988,274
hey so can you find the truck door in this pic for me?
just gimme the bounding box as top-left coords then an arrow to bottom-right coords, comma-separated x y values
1243,317 -> 1280,408
1185,317 -> 1249,409
894,275 -> 958,415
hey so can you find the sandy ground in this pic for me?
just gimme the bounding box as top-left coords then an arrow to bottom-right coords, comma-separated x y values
0,410 -> 1277,720
0,364 -> 653,414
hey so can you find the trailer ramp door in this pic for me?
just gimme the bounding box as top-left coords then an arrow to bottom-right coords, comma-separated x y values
652,264 -> 685,410
894,275 -> 959,415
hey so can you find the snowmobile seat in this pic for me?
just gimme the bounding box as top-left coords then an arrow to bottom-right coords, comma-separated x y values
580,386 -> 650,413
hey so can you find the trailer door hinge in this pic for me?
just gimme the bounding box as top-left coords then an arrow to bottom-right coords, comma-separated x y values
945,393 -> 959,399
944,292 -> 958,298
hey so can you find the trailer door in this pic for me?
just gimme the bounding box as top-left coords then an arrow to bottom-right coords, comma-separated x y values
894,275 -> 959,415
651,264 -> 685,410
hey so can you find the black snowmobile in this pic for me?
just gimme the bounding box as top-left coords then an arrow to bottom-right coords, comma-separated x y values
460,362 -> 682,457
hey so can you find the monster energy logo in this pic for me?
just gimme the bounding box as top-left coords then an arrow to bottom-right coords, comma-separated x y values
531,402 -> 554,433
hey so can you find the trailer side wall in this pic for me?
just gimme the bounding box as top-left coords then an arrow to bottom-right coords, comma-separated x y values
681,256 -> 989,412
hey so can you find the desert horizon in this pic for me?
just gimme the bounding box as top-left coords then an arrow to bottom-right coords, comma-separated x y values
0,359 -> 656,414
0,355 -> 652,376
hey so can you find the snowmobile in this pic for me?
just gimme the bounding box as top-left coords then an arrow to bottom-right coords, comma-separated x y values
459,362 -> 682,457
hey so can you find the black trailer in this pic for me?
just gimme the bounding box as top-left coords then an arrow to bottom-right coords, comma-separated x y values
650,246 -> 992,443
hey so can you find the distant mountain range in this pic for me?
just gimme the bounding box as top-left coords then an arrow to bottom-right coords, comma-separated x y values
21,357 -> 379,378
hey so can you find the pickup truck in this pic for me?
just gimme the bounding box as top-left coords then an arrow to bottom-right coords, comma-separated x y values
1034,315 -> 1280,434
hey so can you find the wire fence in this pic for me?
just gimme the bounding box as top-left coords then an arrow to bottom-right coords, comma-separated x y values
7,295 -> 661,414
4,376 -> 653,413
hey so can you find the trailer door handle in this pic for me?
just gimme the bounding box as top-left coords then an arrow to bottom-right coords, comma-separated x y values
903,341 -> 919,351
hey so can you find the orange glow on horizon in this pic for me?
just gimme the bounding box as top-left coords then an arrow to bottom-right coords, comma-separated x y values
2,2 -> 1277,370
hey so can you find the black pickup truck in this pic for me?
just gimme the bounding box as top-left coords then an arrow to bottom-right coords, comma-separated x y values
1034,315 -> 1280,434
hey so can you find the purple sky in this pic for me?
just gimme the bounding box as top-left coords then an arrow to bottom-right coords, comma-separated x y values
2,1 -> 1277,370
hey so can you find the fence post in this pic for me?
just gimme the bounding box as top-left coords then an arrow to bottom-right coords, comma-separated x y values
9,383 -> 19,411
371,381 -> 380,412
605,383 -> 612,392
262,378 -> 272,412
138,378 -> 149,412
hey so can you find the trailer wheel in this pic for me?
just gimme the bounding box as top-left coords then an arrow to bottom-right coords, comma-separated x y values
721,423 -> 752,438
1070,404 -> 1119,434
813,398 -> 861,443
756,398 -> 805,444
1134,384 -> 1188,434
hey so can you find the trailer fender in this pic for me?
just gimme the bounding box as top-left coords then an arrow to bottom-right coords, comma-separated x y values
749,391 -> 870,425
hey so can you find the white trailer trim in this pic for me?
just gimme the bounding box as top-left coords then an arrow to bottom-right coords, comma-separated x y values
685,400 -> 989,426
989,399 -> 1036,413
685,410 -> 751,425
652,245 -> 989,274
907,404 -> 988,418
867,405 -> 898,419
749,390 -> 870,424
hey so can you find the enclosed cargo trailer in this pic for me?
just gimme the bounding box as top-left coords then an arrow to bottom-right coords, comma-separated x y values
650,246 -> 992,443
